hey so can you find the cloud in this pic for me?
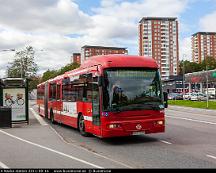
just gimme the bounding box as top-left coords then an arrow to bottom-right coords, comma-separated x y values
0,29 -> 83,77
199,10 -> 216,31
0,0 -> 92,34
0,0 -> 190,78
91,0 -> 188,40
179,37 -> 192,61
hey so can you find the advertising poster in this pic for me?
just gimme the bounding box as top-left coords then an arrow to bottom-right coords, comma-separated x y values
3,88 -> 26,121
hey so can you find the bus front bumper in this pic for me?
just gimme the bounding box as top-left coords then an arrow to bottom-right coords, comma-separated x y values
101,119 -> 165,138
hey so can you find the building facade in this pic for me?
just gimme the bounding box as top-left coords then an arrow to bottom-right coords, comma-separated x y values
81,45 -> 128,64
192,32 -> 216,63
72,53 -> 81,64
139,17 -> 179,80
162,75 -> 189,93
185,69 -> 216,94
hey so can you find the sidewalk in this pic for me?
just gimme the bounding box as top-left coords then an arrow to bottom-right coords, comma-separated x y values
167,105 -> 216,116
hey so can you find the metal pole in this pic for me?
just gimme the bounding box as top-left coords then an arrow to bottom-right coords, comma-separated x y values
206,63 -> 209,108
183,61 -> 185,96
182,54 -> 186,98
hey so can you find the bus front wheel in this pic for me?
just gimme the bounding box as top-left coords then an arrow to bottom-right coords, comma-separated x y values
78,115 -> 89,137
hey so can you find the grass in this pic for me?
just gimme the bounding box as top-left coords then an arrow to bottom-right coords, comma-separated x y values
168,100 -> 216,110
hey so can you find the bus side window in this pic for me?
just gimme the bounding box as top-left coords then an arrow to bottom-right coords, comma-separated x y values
50,83 -> 57,101
37,85 -> 45,100
56,84 -> 61,100
75,73 -> 93,102
62,84 -> 75,102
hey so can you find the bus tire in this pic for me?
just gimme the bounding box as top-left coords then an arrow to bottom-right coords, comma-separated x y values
78,114 -> 90,137
50,109 -> 55,124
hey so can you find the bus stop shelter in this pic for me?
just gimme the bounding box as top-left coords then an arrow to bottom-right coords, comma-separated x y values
0,78 -> 29,125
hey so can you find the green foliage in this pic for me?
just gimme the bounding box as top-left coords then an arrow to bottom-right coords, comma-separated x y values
41,69 -> 58,82
57,62 -> 80,75
41,62 -> 80,82
200,56 -> 216,70
7,46 -> 38,78
28,76 -> 41,91
179,56 -> 216,75
168,100 -> 216,110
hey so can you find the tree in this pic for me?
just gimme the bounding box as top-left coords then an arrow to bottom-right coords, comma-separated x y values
201,56 -> 216,70
179,56 -> 216,75
7,46 -> 38,78
41,62 -> 80,82
57,62 -> 80,75
28,76 -> 41,91
41,69 -> 58,82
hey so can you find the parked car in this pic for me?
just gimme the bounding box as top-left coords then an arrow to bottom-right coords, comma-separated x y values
190,93 -> 207,101
208,94 -> 215,99
168,93 -> 183,100
183,93 -> 193,100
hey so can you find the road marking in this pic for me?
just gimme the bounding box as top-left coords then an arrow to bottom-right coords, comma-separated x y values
0,130 -> 103,168
207,154 -> 216,160
160,140 -> 172,145
32,106 -> 132,168
30,108 -> 48,126
169,106 -> 216,113
166,109 -> 216,118
49,125 -> 133,168
166,115 -> 216,125
0,161 -> 9,169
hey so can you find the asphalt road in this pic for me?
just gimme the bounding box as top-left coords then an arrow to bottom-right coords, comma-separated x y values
1,101 -> 216,168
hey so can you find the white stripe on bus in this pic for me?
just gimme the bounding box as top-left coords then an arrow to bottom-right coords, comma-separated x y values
38,107 -> 93,122
84,116 -> 93,122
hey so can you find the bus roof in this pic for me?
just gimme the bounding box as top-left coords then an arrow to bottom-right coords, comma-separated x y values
80,54 -> 158,69
65,55 -> 158,77
38,55 -> 158,86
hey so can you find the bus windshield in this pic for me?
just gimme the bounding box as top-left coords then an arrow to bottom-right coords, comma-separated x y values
103,68 -> 164,112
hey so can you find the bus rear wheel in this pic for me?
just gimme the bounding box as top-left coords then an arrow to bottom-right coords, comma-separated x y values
78,115 -> 89,137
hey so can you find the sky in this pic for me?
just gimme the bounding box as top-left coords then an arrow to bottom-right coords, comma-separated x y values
0,0 -> 216,77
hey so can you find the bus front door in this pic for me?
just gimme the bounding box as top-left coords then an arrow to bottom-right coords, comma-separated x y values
92,79 -> 101,136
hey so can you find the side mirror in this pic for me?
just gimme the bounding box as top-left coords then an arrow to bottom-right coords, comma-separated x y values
163,92 -> 168,108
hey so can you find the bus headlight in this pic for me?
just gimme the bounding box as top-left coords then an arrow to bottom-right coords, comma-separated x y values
156,120 -> 164,125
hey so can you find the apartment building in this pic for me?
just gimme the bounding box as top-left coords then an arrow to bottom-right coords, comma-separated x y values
72,53 -> 81,64
139,17 -> 179,80
81,45 -> 128,64
192,32 -> 216,63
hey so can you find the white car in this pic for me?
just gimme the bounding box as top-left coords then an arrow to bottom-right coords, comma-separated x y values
190,93 -> 207,101
183,93 -> 192,100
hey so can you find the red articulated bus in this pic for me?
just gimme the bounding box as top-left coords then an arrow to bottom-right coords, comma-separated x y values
37,55 -> 167,138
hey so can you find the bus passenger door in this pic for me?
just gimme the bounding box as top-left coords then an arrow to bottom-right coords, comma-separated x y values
92,76 -> 101,135
44,82 -> 49,119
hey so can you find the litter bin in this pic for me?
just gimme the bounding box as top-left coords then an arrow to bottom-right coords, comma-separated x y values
0,106 -> 12,128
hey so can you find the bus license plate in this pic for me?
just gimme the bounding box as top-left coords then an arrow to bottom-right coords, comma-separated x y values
132,131 -> 144,135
